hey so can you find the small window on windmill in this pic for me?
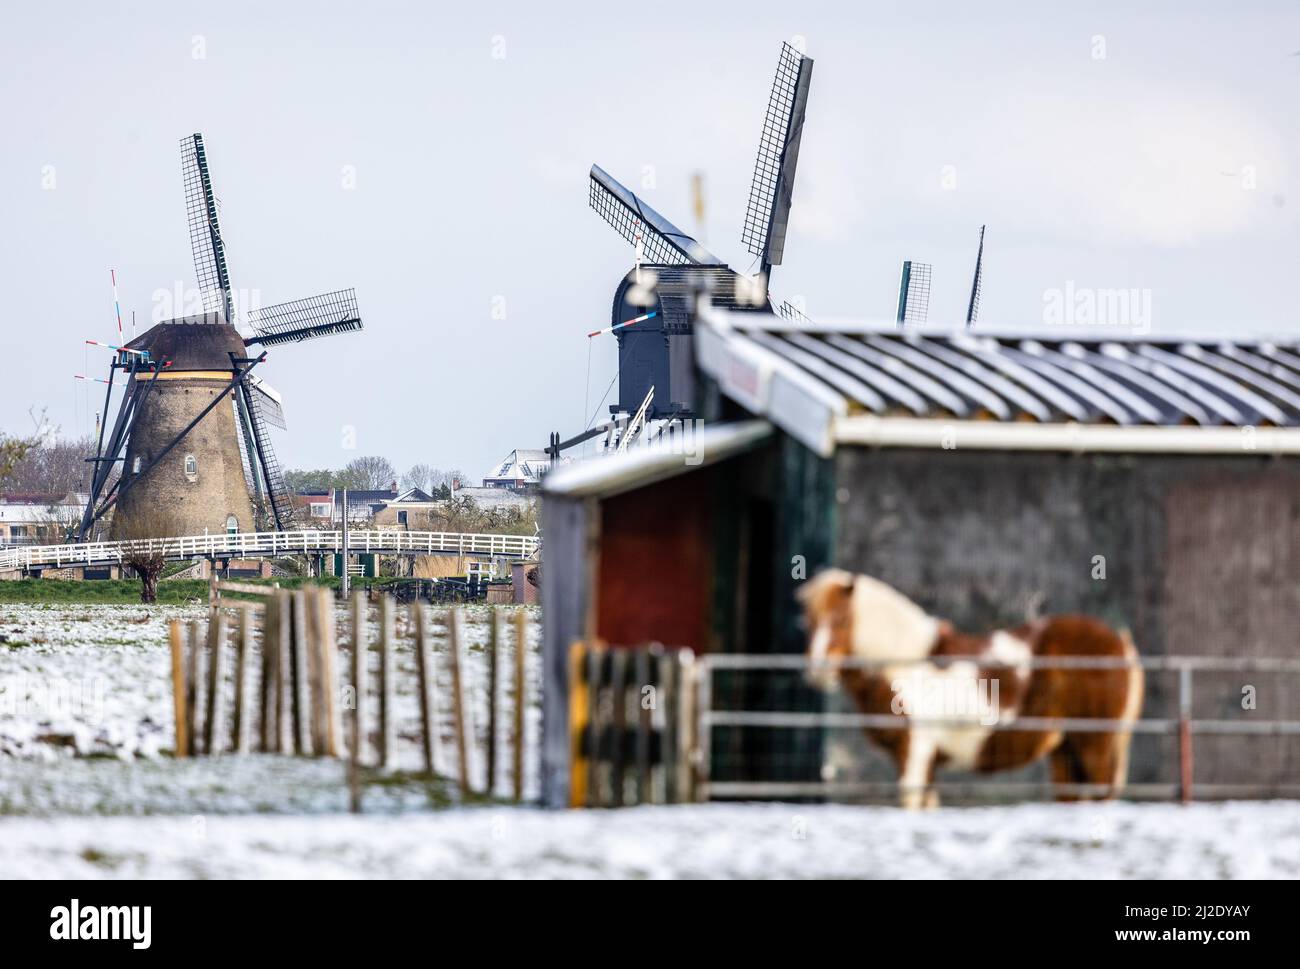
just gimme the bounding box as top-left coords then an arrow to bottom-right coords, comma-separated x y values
225,515 -> 238,535
184,453 -> 198,480
132,455 -> 142,475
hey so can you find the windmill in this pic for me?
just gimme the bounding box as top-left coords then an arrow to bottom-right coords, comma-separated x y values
896,225 -> 986,328
76,133 -> 364,541
584,41 -> 814,436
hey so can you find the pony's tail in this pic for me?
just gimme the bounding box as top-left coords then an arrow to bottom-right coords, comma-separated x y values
1111,627 -> 1144,792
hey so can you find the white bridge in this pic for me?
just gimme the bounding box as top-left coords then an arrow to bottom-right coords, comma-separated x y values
0,529 -> 540,574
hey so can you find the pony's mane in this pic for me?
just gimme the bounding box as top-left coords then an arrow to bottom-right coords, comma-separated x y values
848,574 -> 942,662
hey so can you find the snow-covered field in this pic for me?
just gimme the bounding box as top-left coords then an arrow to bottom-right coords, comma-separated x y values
3,800 -> 1298,878
4,601 -> 1298,879
0,600 -> 543,805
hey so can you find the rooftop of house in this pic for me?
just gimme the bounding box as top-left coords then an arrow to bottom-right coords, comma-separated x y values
484,449 -> 551,484
0,492 -> 87,505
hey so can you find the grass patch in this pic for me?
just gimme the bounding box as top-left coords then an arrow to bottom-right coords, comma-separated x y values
0,576 -> 339,604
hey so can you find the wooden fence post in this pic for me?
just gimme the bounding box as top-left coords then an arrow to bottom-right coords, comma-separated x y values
170,620 -> 188,759
291,589 -> 312,755
351,589 -> 368,764
378,594 -> 394,769
277,590 -> 292,754
316,588 -> 341,757
658,646 -> 676,804
635,647 -> 652,805
447,608 -> 471,794
186,619 -> 202,756
567,641 -> 588,808
513,609 -> 528,802
486,610 -> 500,796
349,589 -> 366,812
413,603 -> 436,775
609,648 -> 627,807
260,594 -> 277,752
204,610 -> 227,755
232,606 -> 250,754
304,589 -> 325,755
677,649 -> 697,803
586,642 -> 604,807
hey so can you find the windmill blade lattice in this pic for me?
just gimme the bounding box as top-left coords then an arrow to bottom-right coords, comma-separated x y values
245,288 -> 364,346
896,261 -> 933,325
248,376 -> 287,429
180,133 -> 233,322
966,225 -> 986,328
588,165 -> 724,266
741,42 -> 814,273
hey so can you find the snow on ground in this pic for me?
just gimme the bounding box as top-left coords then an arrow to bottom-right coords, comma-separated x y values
3,800 -> 1298,879
0,601 -> 544,805
5,601 -> 1299,879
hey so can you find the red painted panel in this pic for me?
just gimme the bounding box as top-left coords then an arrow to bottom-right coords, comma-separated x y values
596,469 -> 715,652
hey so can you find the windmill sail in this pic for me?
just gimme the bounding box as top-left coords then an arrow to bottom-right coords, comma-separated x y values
966,225 -> 986,328
588,165 -> 724,266
245,288 -> 364,347
180,133 -> 233,323
248,375 -> 287,429
741,42 -> 814,275
896,260 -> 933,325
234,379 -> 295,530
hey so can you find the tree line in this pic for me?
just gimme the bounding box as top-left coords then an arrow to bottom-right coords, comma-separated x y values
284,459 -> 469,497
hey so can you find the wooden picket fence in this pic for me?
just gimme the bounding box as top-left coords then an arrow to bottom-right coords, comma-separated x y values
169,580 -> 532,806
567,641 -> 699,807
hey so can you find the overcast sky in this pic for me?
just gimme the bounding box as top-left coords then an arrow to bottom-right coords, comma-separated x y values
2,1 -> 1298,480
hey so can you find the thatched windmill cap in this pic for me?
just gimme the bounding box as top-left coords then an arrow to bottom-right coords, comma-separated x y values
128,315 -> 247,372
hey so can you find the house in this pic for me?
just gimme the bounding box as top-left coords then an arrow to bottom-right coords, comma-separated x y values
291,490 -> 335,524
483,449 -> 553,492
373,484 -> 533,528
0,493 -> 86,546
538,302 -> 1300,806
288,485 -> 401,525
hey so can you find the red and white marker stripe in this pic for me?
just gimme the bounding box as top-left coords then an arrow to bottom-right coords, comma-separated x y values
587,310 -> 658,339
85,339 -> 148,356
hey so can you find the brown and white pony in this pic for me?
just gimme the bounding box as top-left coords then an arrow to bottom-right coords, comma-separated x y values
799,570 -> 1144,808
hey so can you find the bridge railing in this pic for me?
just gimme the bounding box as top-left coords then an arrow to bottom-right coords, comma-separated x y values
0,529 -> 539,571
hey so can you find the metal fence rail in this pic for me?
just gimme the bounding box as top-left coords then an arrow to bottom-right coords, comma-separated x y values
696,653 -> 1300,804
0,529 -> 540,572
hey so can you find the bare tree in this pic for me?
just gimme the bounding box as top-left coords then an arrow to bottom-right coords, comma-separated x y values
0,432 -> 37,484
402,463 -> 436,494
117,509 -> 181,604
339,456 -> 397,491
4,434 -> 96,495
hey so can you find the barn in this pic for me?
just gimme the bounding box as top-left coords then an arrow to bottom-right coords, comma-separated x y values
539,302 -> 1300,808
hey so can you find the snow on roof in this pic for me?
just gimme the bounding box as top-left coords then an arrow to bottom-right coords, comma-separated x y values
484,449 -> 552,484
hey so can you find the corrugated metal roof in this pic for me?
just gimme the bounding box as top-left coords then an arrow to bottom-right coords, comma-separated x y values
726,321 -> 1300,426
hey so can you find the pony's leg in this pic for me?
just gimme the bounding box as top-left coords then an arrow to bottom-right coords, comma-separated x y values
898,732 -> 936,810
1049,743 -> 1082,802
1064,732 -> 1123,800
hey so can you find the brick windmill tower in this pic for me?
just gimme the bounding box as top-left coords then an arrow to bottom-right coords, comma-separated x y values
79,134 -> 364,541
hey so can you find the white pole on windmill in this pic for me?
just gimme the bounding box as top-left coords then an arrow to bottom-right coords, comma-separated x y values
110,269 -> 124,343
340,489 -> 350,600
